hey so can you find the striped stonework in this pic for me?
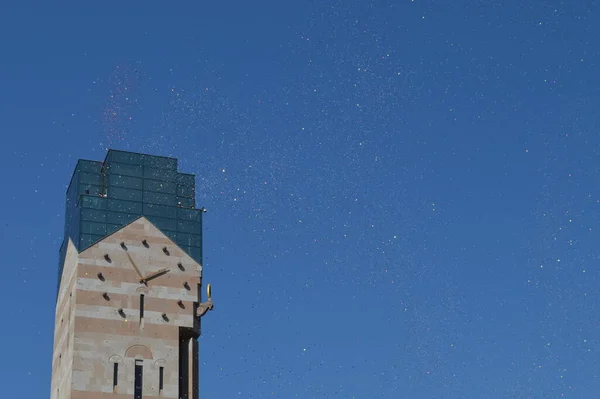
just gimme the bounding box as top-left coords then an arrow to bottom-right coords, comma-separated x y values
50,217 -> 203,399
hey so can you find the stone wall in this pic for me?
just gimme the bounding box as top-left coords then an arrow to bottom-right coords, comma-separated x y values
51,217 -> 202,399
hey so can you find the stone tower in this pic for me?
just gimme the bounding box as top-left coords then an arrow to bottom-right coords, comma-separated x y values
50,150 -> 213,399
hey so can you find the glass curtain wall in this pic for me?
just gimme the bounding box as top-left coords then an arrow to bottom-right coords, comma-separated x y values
57,150 -> 202,295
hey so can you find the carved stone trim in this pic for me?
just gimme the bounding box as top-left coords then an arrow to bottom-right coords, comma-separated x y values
124,345 -> 153,360
196,299 -> 214,318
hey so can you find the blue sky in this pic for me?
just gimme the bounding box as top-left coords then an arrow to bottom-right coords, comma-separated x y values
1,1 -> 600,397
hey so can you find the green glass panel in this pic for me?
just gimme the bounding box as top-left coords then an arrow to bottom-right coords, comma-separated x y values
177,173 -> 195,186
180,245 -> 191,257
108,162 -> 144,177
177,220 -> 201,234
81,209 -> 107,223
177,208 -> 202,222
77,160 -> 103,173
108,173 -> 143,190
143,203 -> 177,219
78,171 -> 102,185
144,191 -> 176,206
144,179 -> 176,194
78,183 -> 102,196
143,156 -> 177,170
189,246 -> 202,261
107,199 -> 143,214
147,216 -> 177,231
79,234 -> 103,249
177,197 -> 194,208
190,234 -> 202,247
177,232 -> 202,247
81,196 -> 108,210
177,232 -> 191,245
110,187 -> 143,202
81,221 -> 107,235
144,167 -> 177,181
106,211 -> 138,225
106,224 -> 121,234
164,230 -> 177,242
176,184 -> 194,198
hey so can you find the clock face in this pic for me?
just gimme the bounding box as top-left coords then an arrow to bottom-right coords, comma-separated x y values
122,241 -> 171,284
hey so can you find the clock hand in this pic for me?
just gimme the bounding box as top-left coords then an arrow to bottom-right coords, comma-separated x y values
126,253 -> 145,282
143,268 -> 170,282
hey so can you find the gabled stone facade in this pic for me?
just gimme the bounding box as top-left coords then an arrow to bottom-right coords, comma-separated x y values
51,217 -> 211,399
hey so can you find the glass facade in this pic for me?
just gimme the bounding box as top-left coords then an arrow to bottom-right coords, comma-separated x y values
57,149 -> 203,294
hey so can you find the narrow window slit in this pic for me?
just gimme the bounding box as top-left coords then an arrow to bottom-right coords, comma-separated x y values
134,360 -> 143,399
113,362 -> 118,389
159,366 -> 164,392
140,294 -> 145,320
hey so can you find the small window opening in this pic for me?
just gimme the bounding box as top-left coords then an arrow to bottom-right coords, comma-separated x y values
113,362 -> 118,388
159,366 -> 164,392
134,360 -> 143,399
140,294 -> 145,320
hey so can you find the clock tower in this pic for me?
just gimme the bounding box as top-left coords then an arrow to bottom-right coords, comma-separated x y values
50,150 -> 213,399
